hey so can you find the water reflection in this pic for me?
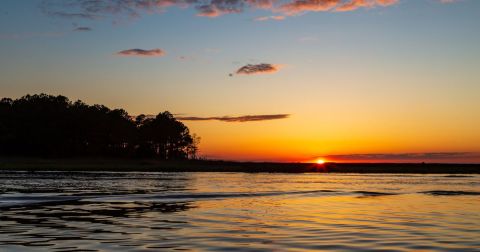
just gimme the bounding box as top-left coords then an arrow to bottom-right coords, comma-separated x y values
1,201 -> 193,246
0,172 -> 479,251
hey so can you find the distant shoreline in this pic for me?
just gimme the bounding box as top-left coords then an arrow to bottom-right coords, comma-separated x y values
0,158 -> 479,174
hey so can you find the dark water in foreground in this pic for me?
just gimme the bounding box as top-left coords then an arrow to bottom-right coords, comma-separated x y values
0,172 -> 479,251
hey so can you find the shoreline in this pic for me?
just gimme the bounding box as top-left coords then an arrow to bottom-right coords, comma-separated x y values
0,158 -> 479,173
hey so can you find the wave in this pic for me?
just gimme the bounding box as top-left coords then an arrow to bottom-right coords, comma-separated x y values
0,190 -> 339,208
442,175 -> 474,178
90,189 -> 342,202
421,190 -> 480,196
2,189 -> 478,209
353,191 -> 397,196
0,195 -> 84,209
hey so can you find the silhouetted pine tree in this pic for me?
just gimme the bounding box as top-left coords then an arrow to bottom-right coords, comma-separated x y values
0,94 -> 198,159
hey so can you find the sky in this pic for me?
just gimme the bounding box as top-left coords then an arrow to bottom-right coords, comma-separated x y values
1,0 -> 480,163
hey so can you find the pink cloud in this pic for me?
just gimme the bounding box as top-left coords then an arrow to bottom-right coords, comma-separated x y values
254,15 -> 285,21
438,0 -> 459,3
42,0 -> 458,20
279,0 -> 398,15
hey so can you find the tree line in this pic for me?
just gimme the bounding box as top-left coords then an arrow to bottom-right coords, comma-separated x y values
0,94 -> 199,159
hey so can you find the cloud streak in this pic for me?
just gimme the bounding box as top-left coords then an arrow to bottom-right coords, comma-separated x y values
177,114 -> 290,122
324,152 -> 480,161
254,15 -> 285,21
278,0 -> 398,15
42,0 -> 436,20
235,63 -> 280,75
73,26 -> 92,32
116,48 -> 165,57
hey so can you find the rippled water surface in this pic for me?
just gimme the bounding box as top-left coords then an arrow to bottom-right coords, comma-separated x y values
0,171 -> 479,251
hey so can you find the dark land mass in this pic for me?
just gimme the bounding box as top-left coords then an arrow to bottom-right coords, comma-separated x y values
0,158 -> 479,173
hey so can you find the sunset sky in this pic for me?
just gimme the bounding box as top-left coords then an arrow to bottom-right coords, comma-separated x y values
1,0 -> 479,163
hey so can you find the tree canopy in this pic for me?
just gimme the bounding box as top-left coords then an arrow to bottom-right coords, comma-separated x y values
0,94 -> 199,159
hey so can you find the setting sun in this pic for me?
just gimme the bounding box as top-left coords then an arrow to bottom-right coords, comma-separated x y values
316,159 -> 326,165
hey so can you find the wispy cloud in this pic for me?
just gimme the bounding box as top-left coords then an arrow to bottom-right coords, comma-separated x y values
324,152 -> 480,162
254,15 -> 285,21
73,26 -> 92,32
235,63 -> 280,75
42,0 -> 457,20
177,114 -> 290,122
177,55 -> 194,61
278,0 -> 398,15
43,11 -> 101,20
116,48 -> 165,57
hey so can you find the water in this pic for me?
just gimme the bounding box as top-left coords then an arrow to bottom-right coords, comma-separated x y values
0,171 -> 479,251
